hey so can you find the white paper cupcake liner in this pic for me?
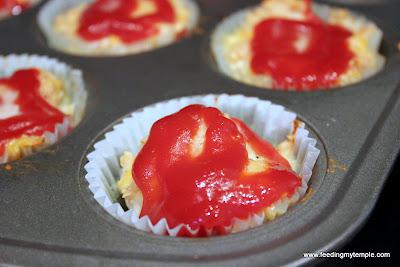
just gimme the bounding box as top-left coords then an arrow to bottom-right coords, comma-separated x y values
0,54 -> 87,163
38,0 -> 200,56
84,94 -> 320,236
211,2 -> 384,90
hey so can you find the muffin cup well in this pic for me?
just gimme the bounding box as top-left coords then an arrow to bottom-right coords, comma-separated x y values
210,3 -> 385,90
0,54 -> 87,163
37,0 -> 200,56
84,94 -> 320,236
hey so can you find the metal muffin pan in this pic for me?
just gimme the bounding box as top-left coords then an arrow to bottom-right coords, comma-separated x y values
0,0 -> 399,266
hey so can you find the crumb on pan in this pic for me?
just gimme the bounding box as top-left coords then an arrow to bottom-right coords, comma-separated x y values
327,158 -> 348,174
4,164 -> 13,171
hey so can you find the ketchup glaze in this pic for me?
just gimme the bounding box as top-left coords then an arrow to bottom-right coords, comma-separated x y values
78,0 -> 176,44
0,69 -> 66,156
132,105 -> 301,236
250,0 -> 354,90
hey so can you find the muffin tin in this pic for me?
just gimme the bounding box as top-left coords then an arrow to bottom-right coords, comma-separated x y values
0,0 -> 399,266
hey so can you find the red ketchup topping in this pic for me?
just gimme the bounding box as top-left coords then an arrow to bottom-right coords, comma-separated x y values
0,0 -> 30,15
250,0 -> 354,90
0,69 -> 66,156
133,105 -> 301,236
77,0 -> 176,44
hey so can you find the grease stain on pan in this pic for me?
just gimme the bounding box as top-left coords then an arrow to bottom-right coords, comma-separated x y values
328,158 -> 349,174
